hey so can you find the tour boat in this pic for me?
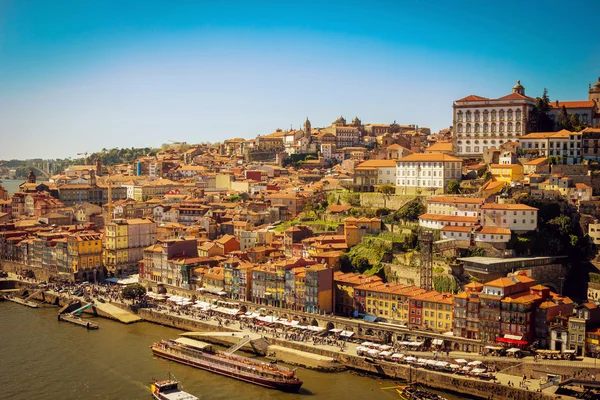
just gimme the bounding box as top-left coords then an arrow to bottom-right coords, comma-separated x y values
150,338 -> 303,393
150,377 -> 198,400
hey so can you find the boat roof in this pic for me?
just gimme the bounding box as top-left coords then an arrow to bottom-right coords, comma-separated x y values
173,337 -> 213,350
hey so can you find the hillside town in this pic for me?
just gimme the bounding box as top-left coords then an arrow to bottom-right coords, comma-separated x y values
3,77 -> 600,364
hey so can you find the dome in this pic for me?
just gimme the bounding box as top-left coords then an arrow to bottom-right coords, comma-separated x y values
513,80 -> 524,90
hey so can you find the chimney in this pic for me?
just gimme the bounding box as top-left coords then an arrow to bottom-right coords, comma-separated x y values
555,100 -> 559,107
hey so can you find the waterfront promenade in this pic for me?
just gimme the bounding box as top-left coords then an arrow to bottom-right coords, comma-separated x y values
4,274 -> 593,399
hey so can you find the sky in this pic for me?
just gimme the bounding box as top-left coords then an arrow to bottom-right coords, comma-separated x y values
0,0 -> 598,160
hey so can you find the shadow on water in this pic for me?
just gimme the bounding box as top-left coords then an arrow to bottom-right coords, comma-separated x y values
296,387 -> 315,396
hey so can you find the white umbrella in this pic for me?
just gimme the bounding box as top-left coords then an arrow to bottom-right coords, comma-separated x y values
455,359 -> 468,364
404,356 -> 417,362
467,360 -> 483,366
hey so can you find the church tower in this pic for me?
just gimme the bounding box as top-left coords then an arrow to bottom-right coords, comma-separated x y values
95,158 -> 103,177
27,170 -> 36,184
589,77 -> 600,105
304,117 -> 312,138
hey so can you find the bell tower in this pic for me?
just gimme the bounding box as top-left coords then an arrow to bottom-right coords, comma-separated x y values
304,117 -> 311,138
27,170 -> 36,184
589,77 -> 600,105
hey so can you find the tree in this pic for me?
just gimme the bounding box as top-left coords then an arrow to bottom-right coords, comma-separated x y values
481,170 -> 492,182
122,284 -> 146,303
397,201 -> 425,222
377,184 -> 396,195
529,89 -> 554,132
557,105 -> 572,131
446,180 -> 460,194
352,256 -> 371,273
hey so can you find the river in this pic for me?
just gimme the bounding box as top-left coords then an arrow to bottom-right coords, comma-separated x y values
1,301 -> 464,400
1,179 -> 25,195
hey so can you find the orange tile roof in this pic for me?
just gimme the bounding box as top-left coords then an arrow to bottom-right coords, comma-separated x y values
478,227 -> 511,235
441,225 -> 472,232
426,141 -> 453,152
398,153 -> 463,163
481,203 -> 537,211
456,95 -> 489,102
549,100 -> 596,109
427,196 -> 485,205
520,129 -> 579,140
524,157 -> 548,166
355,160 -> 397,168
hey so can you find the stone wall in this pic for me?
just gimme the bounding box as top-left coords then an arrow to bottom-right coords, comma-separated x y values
358,193 -> 415,210
269,337 -> 553,400
551,165 -> 588,176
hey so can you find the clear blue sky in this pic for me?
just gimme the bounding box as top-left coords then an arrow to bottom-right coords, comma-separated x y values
0,0 -> 598,160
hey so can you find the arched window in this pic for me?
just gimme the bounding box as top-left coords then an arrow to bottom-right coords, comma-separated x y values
499,110 -> 505,120
483,123 -> 489,133
466,111 -> 472,122
466,124 -> 472,133
507,122 -> 513,132
483,110 -> 489,122
491,110 -> 497,121
475,111 -> 481,122
475,123 -> 480,133
491,123 -> 496,133
457,111 -> 463,122
457,124 -> 463,133
507,109 -> 513,121
515,109 -> 522,121
499,123 -> 504,133
516,122 -> 521,132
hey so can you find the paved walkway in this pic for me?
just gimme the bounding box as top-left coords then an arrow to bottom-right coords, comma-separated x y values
94,301 -> 141,323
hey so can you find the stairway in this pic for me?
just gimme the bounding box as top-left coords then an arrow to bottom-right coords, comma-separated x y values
225,336 -> 253,354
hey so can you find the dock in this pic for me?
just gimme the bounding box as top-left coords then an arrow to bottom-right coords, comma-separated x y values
5,295 -> 39,308
58,313 -> 99,329
57,302 -> 99,330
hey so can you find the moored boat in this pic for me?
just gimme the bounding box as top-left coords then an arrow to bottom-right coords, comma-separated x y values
150,377 -> 198,400
150,337 -> 303,393
396,385 -> 448,400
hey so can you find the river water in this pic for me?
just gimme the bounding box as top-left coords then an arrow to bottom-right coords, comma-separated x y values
0,179 -> 25,196
1,301 -> 445,400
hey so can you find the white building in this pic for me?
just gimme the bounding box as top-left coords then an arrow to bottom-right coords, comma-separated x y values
395,153 -> 463,195
519,129 -> 582,165
424,196 -> 485,217
240,230 -> 258,251
452,81 -> 534,158
480,203 -> 538,234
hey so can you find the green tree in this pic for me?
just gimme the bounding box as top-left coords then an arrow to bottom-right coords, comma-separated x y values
377,184 -> 396,195
446,180 -> 460,194
352,255 -> 371,273
397,201 -> 425,222
529,88 -> 554,132
557,105 -> 572,131
121,284 -> 146,303
481,170 -> 492,181
375,207 -> 392,217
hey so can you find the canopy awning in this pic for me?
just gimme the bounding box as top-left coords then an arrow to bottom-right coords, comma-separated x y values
506,348 -> 521,353
329,328 -> 343,333
496,337 -> 528,345
363,314 -> 377,323
340,330 -> 354,337
432,339 -> 444,345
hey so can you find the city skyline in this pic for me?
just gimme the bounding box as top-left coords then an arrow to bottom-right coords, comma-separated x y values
1,0 -> 599,160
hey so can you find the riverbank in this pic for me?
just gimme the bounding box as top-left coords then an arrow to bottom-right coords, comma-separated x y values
3,276 -> 586,399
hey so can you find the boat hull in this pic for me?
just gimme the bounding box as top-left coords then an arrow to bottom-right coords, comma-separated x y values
151,347 -> 302,393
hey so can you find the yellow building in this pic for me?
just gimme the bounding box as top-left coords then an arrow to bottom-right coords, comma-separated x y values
481,178 -> 506,198
489,164 -> 524,184
357,283 -> 427,323
410,291 -> 454,332
67,231 -> 103,282
104,218 -> 157,276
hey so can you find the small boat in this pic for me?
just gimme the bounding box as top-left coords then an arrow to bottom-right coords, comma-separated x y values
150,376 -> 198,400
396,385 -> 448,400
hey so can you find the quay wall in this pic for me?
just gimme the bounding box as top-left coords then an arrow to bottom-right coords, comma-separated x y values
268,337 -> 557,400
